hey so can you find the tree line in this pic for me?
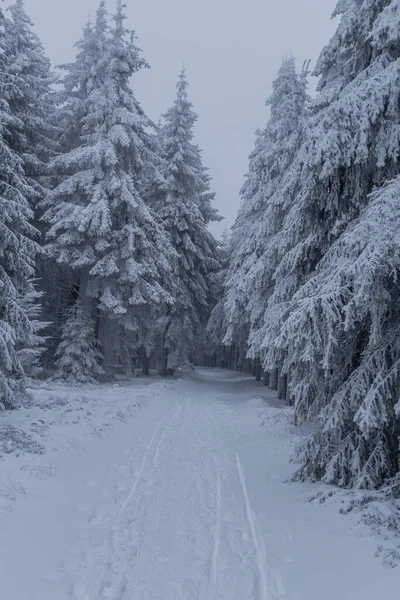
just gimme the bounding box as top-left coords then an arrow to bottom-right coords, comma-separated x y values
207,0 -> 400,492
0,0 -> 222,405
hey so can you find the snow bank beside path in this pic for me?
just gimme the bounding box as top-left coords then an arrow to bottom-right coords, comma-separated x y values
2,382 -> 129,455
0,375 -> 177,600
0,375 -> 172,510
256,396 -> 400,573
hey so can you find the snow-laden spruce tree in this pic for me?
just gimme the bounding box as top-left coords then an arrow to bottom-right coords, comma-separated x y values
206,228 -> 232,365
0,7 -> 42,407
156,69 -> 221,374
191,143 -> 221,227
42,1 -> 176,381
38,5 -> 108,364
3,0 -> 53,370
4,0 -> 56,205
55,300 -> 104,384
263,0 -> 400,488
15,287 -> 47,377
221,126 -> 271,359
293,176 -> 400,488
222,58 -> 309,372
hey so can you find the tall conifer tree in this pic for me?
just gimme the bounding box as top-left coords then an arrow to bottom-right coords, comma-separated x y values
0,5 -> 41,406
156,69 -> 221,373
42,1 -> 176,380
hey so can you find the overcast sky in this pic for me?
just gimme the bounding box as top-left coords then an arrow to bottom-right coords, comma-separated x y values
5,0 -> 338,236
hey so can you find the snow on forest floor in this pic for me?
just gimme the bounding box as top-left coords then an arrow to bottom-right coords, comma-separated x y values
0,368 -> 399,599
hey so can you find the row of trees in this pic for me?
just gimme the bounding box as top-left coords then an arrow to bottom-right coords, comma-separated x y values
0,0 -> 221,406
209,0 -> 400,491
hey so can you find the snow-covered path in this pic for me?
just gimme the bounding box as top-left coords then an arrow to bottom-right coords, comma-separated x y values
0,369 -> 398,599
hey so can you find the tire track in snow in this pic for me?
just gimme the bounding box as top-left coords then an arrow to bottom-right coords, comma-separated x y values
192,462 -> 207,516
112,400 -> 185,599
154,402 -> 185,463
236,452 -> 269,600
127,400 -> 189,600
117,400 -> 184,519
74,399 -> 185,600
207,469 -> 221,599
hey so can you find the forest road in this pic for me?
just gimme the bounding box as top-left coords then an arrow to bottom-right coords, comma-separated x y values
70,368 -> 281,600
1,368 -> 395,600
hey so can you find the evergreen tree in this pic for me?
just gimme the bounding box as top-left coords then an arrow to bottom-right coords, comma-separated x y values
206,228 -> 231,366
55,300 -> 104,384
42,1 -> 176,380
3,0 -> 54,371
156,69 -> 221,373
0,7 -> 41,407
4,0 -> 55,204
222,58 -> 309,373
266,0 -> 400,488
16,286 -> 47,377
293,176 -> 400,488
39,6 -> 107,363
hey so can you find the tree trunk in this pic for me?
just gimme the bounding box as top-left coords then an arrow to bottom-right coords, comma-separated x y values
234,345 -> 239,371
94,298 -> 101,344
278,372 -> 288,400
286,371 -> 293,405
158,315 -> 171,377
158,348 -> 168,377
141,349 -> 150,375
270,367 -> 279,391
255,358 -> 262,382
263,370 -> 270,387
229,345 -> 234,370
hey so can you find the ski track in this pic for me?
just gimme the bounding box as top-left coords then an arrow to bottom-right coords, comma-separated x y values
118,399 -> 184,519
153,401 -> 185,464
74,398 -> 187,600
236,452 -> 270,600
207,469 -> 221,599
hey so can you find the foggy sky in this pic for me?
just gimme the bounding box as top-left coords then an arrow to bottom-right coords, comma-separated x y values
4,0 -> 338,236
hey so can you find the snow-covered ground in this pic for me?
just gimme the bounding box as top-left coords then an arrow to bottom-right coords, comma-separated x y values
0,368 -> 398,599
